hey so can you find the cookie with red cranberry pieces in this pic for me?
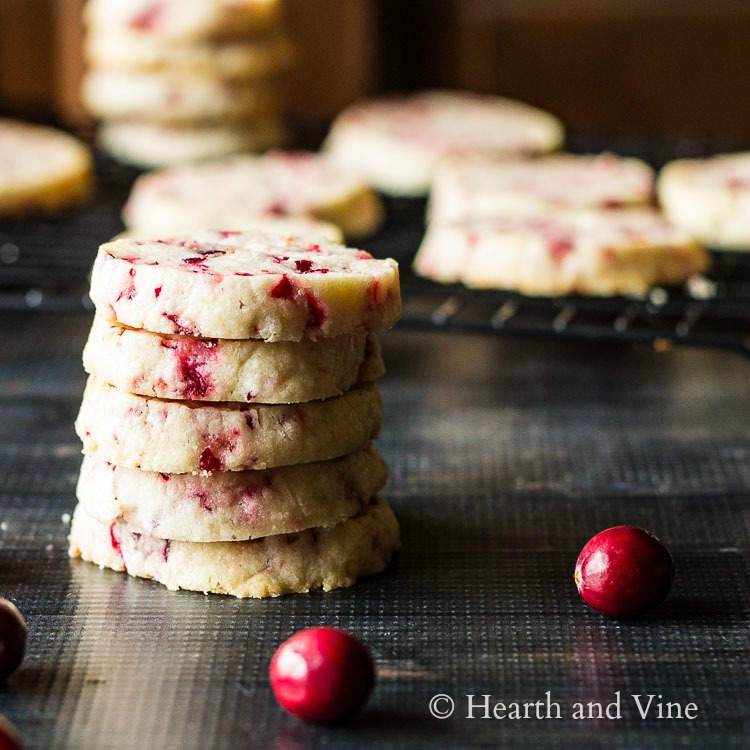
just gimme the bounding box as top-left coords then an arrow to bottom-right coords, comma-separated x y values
0,119 -> 93,216
68,496 -> 400,598
98,118 -> 288,169
85,28 -> 293,79
429,152 -> 654,223
323,89 -> 564,197
82,69 -> 281,124
75,377 -> 382,473
122,151 -> 384,239
658,151 -> 750,250
84,0 -> 281,42
76,445 -> 388,542
83,315 -> 384,404
88,229 -> 400,341
414,208 -> 709,296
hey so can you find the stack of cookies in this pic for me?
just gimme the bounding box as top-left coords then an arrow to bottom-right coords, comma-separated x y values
81,0 -> 293,167
68,229 -> 402,598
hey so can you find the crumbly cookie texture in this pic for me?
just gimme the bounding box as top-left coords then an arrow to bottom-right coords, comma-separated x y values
657,152 -> 750,250
122,151 -> 384,239
429,152 -> 654,223
0,119 -> 93,216
82,70 -> 281,124
84,0 -> 281,42
76,445 -> 388,542
83,315 -> 384,403
323,89 -> 564,197
75,376 -> 382,473
414,209 -> 709,297
68,496 -> 400,598
85,29 -> 294,79
88,230 -> 400,341
98,119 -> 288,169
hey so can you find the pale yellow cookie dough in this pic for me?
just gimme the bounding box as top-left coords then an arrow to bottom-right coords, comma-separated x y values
83,315 -> 384,403
69,497 -> 400,598
0,119 -> 93,216
76,445 -> 388,542
121,152 -> 384,239
75,376 -> 382,473
658,152 -> 750,250
88,230 -> 401,341
414,209 -> 709,297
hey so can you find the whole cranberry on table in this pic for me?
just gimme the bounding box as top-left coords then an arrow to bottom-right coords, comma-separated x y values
574,526 -> 675,617
269,627 -> 375,723
0,715 -> 22,750
0,599 -> 26,681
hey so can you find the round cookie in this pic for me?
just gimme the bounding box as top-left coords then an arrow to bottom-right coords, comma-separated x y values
119,215 -> 343,243
68,496 -> 399,598
323,89 -> 565,197
85,29 -> 294,79
429,152 -> 655,223
84,0 -> 281,42
414,209 -> 709,297
122,152 -> 384,239
99,119 -> 287,169
83,315 -> 384,403
0,119 -> 93,216
88,230 -> 401,341
75,376 -> 382,473
82,69 -> 281,123
657,152 -> 750,250
76,445 -> 388,542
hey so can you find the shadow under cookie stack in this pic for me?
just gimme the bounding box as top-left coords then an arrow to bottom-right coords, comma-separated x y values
68,230 -> 401,597
81,0 -> 292,167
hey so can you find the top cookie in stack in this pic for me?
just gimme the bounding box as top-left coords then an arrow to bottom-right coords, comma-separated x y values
82,0 -> 293,167
69,229 -> 402,597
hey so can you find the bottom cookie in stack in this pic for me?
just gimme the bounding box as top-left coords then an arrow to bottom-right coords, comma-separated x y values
69,498 -> 398,599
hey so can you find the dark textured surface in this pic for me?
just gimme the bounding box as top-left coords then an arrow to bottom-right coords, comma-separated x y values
0,311 -> 748,749
0,137 -> 749,748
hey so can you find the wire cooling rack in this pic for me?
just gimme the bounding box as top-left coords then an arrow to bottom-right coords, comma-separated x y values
1,139 -> 749,355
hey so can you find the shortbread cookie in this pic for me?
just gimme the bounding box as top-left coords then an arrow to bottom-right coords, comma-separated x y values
118,214 -> 343,243
99,119 -> 287,168
84,0 -> 281,42
83,315 -> 384,403
76,377 -> 382,472
69,496 -> 399,598
429,152 -> 654,223
89,230 -> 400,341
76,445 -> 388,541
0,119 -> 93,216
85,29 -> 293,79
658,152 -> 750,250
82,69 -> 281,123
323,89 -> 564,196
122,152 -> 384,238
414,209 -> 709,297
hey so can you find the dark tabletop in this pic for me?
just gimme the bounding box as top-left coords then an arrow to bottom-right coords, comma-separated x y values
0,138 -> 749,749
0,312 -> 748,750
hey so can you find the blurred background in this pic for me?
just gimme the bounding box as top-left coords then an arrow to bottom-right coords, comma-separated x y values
2,0 -> 750,137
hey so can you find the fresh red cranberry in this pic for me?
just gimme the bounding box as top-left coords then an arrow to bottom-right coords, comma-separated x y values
269,627 -> 375,723
0,599 -> 26,681
574,526 -> 674,617
0,715 -> 22,750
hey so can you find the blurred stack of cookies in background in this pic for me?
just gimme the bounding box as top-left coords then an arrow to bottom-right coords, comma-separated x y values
81,0 -> 293,168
